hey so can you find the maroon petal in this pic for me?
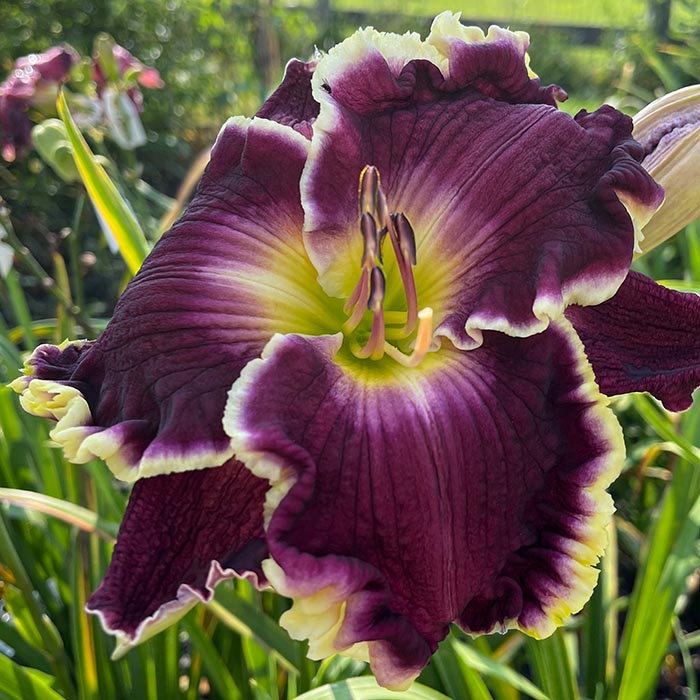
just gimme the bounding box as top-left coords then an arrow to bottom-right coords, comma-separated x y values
225,323 -> 623,688
87,460 -> 268,654
256,59 -> 319,138
16,46 -> 78,82
567,271 -> 700,411
301,19 -> 662,349
11,117 -> 328,480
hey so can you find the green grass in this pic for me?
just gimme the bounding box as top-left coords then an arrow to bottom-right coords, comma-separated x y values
306,0 -> 650,28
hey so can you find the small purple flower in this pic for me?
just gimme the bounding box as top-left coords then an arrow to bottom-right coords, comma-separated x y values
0,46 -> 77,161
11,14 -> 700,689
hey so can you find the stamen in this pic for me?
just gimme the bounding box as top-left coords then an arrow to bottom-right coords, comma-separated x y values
361,212 -> 378,268
346,165 -> 432,365
394,212 -> 417,265
368,266 -> 385,313
359,165 -> 379,215
383,308 -> 434,367
343,267 -> 369,318
353,267 -> 386,360
388,213 -> 419,336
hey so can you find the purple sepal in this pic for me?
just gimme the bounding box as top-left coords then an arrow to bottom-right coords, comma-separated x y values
567,271 -> 700,411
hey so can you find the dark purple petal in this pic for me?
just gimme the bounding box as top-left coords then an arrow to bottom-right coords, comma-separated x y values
302,21 -> 663,348
0,93 -> 32,161
15,46 -> 78,82
86,459 -> 268,654
256,59 -> 319,139
226,323 -> 623,688
12,117 -> 329,480
567,271 -> 700,411
1,46 -> 77,160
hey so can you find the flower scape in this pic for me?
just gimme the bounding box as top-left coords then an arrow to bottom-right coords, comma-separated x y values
10,12 -> 700,691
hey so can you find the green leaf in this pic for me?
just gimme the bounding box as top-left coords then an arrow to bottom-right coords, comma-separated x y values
69,533 -> 100,700
433,639 -> 493,700
0,488 -> 119,540
294,677 -> 453,700
56,91 -> 150,275
452,638 -> 550,700
0,653 -> 65,700
210,585 -> 300,673
182,614 -> 243,700
526,633 -> 577,700
615,398 -> 700,700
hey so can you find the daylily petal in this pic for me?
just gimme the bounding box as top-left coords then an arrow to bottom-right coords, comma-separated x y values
15,46 -> 78,83
634,84 -> 700,251
86,459 -> 268,656
256,59 -> 319,139
12,116 -> 329,481
1,46 -> 77,161
225,321 -> 623,689
301,13 -> 663,349
567,271 -> 700,411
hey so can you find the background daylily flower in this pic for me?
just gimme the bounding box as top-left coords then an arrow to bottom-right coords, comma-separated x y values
92,35 -> 164,115
0,45 -> 77,161
11,12 -> 700,690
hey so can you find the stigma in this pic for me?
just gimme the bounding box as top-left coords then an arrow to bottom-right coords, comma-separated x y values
344,165 -> 434,367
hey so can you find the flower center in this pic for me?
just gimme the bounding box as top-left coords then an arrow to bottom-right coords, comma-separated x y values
342,165 -> 434,367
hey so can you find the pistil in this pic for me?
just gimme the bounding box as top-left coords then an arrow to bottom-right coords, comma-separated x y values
344,165 -> 435,367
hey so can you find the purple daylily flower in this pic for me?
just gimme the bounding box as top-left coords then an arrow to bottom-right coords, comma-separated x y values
11,14 -> 700,689
0,46 -> 77,161
93,42 -> 163,114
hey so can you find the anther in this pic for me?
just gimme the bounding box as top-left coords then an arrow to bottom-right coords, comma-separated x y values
361,212 -> 378,268
387,213 -> 418,336
368,266 -> 386,312
353,267 -> 386,360
359,165 -> 379,215
393,212 -> 417,266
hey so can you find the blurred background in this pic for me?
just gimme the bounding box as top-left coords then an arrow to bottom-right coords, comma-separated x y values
1,2 -> 700,700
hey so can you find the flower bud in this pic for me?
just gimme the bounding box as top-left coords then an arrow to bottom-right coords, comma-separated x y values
634,84 -> 700,252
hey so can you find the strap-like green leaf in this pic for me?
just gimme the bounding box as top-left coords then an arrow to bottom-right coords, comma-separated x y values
0,488 -> 119,539
0,652 -> 65,700
56,91 -> 150,275
453,638 -> 550,700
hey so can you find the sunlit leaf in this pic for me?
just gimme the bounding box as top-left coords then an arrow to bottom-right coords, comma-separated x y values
56,91 -> 150,275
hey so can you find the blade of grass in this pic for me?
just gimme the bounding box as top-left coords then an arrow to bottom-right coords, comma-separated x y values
0,618 -> 53,674
0,488 -> 118,539
70,532 -> 100,700
211,585 -> 300,673
452,637 -> 549,700
672,617 -> 697,700
3,270 -> 36,350
0,511 -> 75,700
0,652 -> 66,700
432,638 -> 494,700
182,614 -> 243,700
526,632 -> 576,700
615,449 -> 700,698
52,252 -> 74,341
56,91 -> 149,276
